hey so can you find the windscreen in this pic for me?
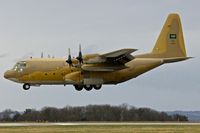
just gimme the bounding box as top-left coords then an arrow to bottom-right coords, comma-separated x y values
12,61 -> 27,72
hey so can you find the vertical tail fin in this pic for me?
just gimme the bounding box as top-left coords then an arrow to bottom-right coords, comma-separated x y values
152,13 -> 187,58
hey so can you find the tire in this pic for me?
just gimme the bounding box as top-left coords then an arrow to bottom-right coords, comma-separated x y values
74,85 -> 83,91
84,85 -> 93,91
23,83 -> 30,90
93,84 -> 102,90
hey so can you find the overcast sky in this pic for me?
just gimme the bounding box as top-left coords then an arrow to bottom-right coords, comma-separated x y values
0,0 -> 199,111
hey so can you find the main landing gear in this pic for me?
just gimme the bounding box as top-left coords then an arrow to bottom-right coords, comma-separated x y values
74,84 -> 102,91
84,85 -> 93,91
23,83 -> 30,90
74,85 -> 83,91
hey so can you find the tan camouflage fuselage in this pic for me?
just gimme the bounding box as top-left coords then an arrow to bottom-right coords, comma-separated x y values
4,57 -> 163,85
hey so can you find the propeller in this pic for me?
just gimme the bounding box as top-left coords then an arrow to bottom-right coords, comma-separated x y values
76,44 -> 83,64
66,48 -> 72,66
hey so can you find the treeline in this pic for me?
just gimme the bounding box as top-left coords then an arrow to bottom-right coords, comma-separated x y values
0,105 -> 188,122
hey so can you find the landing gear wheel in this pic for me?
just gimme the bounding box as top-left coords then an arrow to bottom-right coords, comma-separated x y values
84,85 -> 93,91
23,83 -> 30,90
93,85 -> 102,90
74,85 -> 83,91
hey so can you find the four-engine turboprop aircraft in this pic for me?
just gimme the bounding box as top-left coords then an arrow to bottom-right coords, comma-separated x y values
4,13 -> 191,91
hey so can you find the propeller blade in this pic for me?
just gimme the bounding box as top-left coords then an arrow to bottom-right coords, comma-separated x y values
66,48 -> 72,65
76,44 -> 83,63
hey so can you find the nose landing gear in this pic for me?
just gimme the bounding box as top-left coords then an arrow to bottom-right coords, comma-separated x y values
23,83 -> 30,90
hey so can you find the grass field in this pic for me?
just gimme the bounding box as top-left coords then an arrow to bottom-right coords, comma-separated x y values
0,125 -> 200,133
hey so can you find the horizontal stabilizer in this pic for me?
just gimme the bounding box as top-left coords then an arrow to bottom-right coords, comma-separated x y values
163,57 -> 193,63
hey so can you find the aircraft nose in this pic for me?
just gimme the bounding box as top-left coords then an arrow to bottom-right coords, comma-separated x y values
4,70 -> 14,79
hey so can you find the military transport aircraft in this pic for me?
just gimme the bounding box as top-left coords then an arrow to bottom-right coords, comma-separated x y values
4,13 -> 191,91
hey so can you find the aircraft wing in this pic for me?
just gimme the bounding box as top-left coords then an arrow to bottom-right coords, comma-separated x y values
102,48 -> 137,64
82,48 -> 137,71
102,48 -> 136,58
84,48 -> 137,64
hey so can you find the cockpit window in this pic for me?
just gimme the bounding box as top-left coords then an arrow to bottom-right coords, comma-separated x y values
12,61 -> 27,72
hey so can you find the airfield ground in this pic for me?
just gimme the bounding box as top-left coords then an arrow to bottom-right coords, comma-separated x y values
0,123 -> 200,133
